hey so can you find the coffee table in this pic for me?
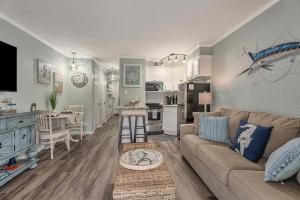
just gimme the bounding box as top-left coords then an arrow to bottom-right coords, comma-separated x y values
113,143 -> 176,200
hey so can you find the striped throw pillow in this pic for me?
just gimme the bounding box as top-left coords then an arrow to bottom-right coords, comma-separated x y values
199,116 -> 230,144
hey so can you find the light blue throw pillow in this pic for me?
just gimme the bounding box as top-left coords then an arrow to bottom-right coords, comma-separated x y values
264,137 -> 300,182
199,116 -> 230,144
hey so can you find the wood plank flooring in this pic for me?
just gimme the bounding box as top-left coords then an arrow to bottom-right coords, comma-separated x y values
0,117 -> 215,200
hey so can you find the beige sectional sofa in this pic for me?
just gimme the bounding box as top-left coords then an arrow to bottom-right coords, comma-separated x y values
180,107 -> 300,200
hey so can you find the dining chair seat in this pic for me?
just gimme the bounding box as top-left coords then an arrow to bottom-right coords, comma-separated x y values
39,128 -> 69,140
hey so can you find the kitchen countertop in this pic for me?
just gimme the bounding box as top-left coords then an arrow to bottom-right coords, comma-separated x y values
117,106 -> 149,110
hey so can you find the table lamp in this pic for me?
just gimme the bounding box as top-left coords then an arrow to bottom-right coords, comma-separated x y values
199,92 -> 213,112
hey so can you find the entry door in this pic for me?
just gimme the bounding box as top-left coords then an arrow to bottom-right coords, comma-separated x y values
93,70 -> 102,130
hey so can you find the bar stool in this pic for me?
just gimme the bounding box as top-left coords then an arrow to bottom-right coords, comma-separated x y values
118,114 -> 133,146
133,114 -> 147,143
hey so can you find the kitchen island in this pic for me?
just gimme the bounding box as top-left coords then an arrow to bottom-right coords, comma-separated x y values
117,106 -> 148,143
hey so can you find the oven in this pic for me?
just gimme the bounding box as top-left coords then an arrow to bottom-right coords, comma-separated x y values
146,103 -> 162,133
145,81 -> 163,91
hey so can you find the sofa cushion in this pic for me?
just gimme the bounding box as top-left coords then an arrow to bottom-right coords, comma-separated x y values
219,107 -> 250,143
196,145 -> 264,185
230,120 -> 273,162
200,116 -> 230,144
193,111 -> 221,135
229,170 -> 300,200
181,134 -> 224,155
248,112 -> 300,158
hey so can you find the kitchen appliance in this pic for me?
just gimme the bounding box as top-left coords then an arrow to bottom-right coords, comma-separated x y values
146,103 -> 162,133
178,82 -> 210,123
145,81 -> 163,91
165,94 -> 177,105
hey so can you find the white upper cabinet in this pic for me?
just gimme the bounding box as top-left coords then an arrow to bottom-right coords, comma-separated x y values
186,55 -> 212,80
146,66 -> 186,91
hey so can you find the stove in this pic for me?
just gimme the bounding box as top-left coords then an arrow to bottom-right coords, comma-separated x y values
146,103 -> 162,133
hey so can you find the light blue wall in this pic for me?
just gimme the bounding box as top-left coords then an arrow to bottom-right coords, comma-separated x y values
212,0 -> 300,117
0,18 -> 69,112
119,58 -> 146,106
66,58 -> 94,132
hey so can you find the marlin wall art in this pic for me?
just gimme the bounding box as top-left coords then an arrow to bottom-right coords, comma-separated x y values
237,42 -> 300,76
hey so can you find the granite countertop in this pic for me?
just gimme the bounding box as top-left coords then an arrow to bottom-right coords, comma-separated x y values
117,106 -> 149,110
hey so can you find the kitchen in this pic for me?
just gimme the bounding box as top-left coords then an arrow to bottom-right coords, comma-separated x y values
144,51 -> 212,137
118,48 -> 212,142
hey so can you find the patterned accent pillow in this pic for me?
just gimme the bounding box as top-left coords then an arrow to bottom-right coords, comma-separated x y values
264,137 -> 300,182
230,120 -> 273,162
199,116 -> 230,144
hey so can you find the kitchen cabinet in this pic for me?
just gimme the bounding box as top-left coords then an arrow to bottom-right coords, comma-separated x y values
186,55 -> 212,80
162,105 -> 183,136
145,66 -> 186,91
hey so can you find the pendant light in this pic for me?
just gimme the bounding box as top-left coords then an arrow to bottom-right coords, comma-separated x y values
110,67 -> 115,81
70,52 -> 77,71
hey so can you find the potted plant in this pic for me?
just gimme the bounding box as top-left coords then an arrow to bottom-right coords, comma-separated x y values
49,91 -> 58,111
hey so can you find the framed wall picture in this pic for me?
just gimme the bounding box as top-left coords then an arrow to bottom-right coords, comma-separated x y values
123,64 -> 142,87
53,72 -> 64,94
37,59 -> 51,85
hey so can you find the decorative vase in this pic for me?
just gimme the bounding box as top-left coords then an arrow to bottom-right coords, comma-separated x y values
27,145 -> 38,169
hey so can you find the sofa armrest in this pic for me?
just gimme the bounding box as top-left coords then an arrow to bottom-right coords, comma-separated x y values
180,124 -> 195,138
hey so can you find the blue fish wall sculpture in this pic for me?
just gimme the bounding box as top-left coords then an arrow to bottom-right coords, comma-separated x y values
237,42 -> 300,76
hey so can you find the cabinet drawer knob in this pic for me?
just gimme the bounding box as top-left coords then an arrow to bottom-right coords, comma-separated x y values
22,134 -> 26,139
19,120 -> 24,123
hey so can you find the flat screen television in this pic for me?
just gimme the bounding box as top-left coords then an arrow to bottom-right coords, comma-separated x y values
0,41 -> 17,91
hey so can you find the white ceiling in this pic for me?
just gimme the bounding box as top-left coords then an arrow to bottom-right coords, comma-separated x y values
0,0 -> 278,67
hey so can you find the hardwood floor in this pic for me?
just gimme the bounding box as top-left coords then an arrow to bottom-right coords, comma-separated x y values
0,117 -> 214,200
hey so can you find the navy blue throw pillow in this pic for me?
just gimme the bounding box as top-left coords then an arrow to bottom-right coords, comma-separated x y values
230,120 -> 273,162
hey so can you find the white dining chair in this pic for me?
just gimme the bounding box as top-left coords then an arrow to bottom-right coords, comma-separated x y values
35,110 -> 70,159
67,105 -> 85,140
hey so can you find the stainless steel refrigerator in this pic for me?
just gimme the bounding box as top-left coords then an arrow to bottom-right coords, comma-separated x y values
178,82 -> 210,123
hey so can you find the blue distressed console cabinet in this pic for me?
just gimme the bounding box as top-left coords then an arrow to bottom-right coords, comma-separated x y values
0,112 -> 38,187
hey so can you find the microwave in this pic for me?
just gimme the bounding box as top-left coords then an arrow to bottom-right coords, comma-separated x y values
145,81 -> 163,91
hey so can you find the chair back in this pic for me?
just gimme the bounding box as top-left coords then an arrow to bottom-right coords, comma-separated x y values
69,105 -> 84,113
35,110 -> 52,131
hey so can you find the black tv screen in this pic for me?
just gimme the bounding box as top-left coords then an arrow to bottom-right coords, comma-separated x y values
0,41 -> 17,91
